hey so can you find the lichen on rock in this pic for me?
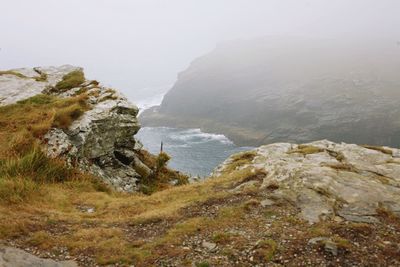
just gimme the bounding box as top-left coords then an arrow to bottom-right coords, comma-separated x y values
213,140 -> 400,224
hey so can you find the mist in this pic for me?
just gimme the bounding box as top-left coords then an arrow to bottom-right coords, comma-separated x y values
1,0 -> 399,102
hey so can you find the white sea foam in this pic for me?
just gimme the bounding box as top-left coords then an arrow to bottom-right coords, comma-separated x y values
169,128 -> 233,145
136,93 -> 165,114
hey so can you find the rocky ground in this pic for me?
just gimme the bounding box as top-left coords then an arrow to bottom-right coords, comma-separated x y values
1,140 -> 400,266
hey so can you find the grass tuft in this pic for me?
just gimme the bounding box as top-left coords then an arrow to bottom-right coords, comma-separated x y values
54,70 -> 85,92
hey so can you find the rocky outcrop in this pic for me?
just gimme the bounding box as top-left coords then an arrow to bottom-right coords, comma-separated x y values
0,245 -> 77,267
213,140 -> 400,224
141,37 -> 400,147
0,65 -> 151,192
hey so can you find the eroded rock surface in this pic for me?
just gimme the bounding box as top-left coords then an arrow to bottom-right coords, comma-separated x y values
0,245 -> 77,267
214,140 -> 400,223
0,65 -> 150,191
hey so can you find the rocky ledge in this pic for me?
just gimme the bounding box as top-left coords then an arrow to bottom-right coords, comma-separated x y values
214,140 -> 400,224
0,65 -> 152,192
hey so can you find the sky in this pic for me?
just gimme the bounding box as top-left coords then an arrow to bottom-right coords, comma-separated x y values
1,0 -> 399,102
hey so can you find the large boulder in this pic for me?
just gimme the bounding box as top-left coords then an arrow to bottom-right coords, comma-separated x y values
0,65 -> 150,192
213,140 -> 400,223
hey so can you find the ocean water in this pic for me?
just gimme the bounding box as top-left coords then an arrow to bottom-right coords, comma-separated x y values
133,89 -> 252,177
136,127 -> 252,177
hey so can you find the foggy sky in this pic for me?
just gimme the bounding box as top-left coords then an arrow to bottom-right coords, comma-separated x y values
1,0 -> 399,101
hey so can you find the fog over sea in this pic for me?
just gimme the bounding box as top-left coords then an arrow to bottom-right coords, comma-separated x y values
134,91 -> 252,177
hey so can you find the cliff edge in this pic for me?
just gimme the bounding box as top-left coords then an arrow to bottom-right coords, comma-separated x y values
0,65 -> 182,192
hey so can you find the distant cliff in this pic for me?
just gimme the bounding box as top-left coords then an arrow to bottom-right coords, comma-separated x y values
141,37 -> 400,147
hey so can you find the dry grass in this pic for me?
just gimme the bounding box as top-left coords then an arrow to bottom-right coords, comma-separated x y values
0,70 -> 27,78
288,144 -> 324,155
221,150 -> 257,174
0,94 -> 93,203
137,150 -> 189,194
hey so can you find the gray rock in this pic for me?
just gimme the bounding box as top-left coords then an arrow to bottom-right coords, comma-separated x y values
214,140 -> 400,223
308,237 -> 329,245
324,241 -> 338,256
201,241 -> 217,251
0,246 -> 77,267
260,198 -> 275,207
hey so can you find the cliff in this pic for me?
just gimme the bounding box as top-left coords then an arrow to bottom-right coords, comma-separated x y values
0,65 -> 183,192
141,37 -> 400,147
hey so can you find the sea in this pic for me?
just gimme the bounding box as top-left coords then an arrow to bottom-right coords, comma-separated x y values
134,91 -> 252,177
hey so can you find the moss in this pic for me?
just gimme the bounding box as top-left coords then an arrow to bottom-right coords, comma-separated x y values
54,70 -> 85,92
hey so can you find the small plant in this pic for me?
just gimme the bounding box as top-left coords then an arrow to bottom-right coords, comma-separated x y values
253,239 -> 277,262
55,70 -> 85,91
33,68 -> 48,82
155,152 -> 171,172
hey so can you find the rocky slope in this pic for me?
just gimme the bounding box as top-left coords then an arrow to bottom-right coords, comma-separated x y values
0,65 -> 153,192
214,140 -> 400,224
141,37 -> 400,147
1,140 -> 399,266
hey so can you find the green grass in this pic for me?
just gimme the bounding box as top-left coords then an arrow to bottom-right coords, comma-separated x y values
55,70 -> 85,92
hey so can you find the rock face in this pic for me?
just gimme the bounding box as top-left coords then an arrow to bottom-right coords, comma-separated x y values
141,37 -> 400,147
213,140 -> 400,223
0,245 -> 77,267
0,65 -> 150,192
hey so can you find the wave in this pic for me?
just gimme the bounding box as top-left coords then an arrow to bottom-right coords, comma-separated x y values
169,128 -> 234,145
